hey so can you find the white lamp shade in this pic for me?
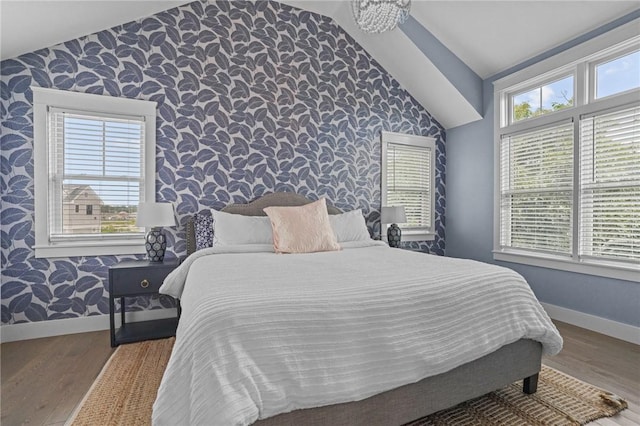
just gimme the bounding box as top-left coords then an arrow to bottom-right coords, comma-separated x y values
136,202 -> 176,228
381,206 -> 406,224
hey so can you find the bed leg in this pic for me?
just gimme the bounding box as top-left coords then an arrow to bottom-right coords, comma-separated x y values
523,373 -> 539,394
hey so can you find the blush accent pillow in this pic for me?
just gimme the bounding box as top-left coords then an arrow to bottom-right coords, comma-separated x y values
328,209 -> 371,242
263,198 -> 341,254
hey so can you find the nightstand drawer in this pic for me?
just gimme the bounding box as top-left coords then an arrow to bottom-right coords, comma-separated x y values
110,265 -> 172,296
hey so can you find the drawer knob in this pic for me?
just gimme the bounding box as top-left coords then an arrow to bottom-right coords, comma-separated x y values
140,279 -> 150,288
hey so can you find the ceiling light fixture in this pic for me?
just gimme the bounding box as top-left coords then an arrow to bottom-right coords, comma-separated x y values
351,0 -> 411,34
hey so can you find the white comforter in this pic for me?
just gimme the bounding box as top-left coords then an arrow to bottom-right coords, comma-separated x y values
153,242 -> 562,425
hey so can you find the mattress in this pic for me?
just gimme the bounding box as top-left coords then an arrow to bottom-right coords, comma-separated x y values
153,241 -> 562,425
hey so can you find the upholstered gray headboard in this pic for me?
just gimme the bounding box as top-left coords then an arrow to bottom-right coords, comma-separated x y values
185,192 -> 342,256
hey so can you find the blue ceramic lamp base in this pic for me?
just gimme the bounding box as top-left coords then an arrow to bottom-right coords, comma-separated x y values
145,227 -> 167,262
387,223 -> 402,248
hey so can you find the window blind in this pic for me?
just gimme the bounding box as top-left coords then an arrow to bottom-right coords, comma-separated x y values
579,105 -> 640,262
48,108 -> 146,240
386,143 -> 431,230
500,121 -> 574,254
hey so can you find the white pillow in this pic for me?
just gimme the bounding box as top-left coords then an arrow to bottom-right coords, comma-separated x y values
212,210 -> 274,246
329,209 -> 371,243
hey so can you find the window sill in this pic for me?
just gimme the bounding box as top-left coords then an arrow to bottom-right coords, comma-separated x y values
35,241 -> 146,258
383,232 -> 436,242
493,250 -> 639,282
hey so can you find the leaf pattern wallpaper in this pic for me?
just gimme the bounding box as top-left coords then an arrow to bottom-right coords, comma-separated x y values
0,0 -> 445,325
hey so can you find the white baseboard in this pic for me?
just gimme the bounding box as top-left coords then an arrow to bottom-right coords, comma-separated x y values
541,302 -> 640,345
0,308 -> 176,344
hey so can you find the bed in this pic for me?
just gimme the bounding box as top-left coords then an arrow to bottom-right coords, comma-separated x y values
153,192 -> 562,426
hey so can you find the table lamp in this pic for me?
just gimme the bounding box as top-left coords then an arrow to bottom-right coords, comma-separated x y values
381,206 -> 406,248
136,202 -> 176,262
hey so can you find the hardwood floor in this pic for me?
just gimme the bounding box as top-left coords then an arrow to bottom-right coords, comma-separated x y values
0,321 -> 638,426
1,330 -> 114,426
543,322 -> 640,426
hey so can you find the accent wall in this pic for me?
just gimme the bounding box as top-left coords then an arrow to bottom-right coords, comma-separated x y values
0,0 -> 446,325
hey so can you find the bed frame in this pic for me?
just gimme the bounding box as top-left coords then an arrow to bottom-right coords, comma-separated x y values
185,192 -> 542,426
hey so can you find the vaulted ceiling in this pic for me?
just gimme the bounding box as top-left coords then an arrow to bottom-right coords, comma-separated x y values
1,1 -> 638,129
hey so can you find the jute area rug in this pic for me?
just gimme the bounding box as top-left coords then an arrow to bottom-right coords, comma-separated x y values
67,338 -> 627,426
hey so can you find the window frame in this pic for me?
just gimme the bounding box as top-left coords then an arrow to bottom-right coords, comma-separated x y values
380,131 -> 436,242
493,20 -> 640,282
33,87 -> 157,258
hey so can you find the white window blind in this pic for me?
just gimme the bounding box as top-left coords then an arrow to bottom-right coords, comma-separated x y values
48,108 -> 146,240
500,122 -> 574,254
386,142 -> 432,231
579,105 -> 640,262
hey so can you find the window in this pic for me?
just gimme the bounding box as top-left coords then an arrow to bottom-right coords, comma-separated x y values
51,109 -> 143,235
381,131 -> 436,241
579,106 -> 640,263
33,87 -> 156,258
594,49 -> 640,99
494,24 -> 640,281
500,122 -> 574,255
512,75 -> 574,122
